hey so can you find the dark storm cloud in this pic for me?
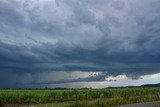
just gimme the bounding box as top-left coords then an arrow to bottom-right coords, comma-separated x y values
0,41 -> 160,76
0,0 -> 160,87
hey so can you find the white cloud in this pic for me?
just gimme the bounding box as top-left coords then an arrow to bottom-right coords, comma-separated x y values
105,74 -> 128,81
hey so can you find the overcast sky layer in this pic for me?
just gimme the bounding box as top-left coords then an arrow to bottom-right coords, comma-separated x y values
0,0 -> 160,88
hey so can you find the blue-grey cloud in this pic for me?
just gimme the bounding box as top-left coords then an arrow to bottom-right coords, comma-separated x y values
0,0 -> 160,88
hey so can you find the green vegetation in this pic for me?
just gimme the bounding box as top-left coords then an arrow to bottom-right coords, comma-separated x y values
0,88 -> 160,107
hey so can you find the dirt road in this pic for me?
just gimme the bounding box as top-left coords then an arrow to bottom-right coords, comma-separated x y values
113,101 -> 160,107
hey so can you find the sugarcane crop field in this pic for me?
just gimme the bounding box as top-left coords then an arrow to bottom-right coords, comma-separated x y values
0,88 -> 160,107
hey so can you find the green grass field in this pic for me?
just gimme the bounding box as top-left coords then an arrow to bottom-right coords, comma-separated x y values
0,88 -> 160,107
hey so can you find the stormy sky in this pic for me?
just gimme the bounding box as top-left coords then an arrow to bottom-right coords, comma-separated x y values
0,0 -> 160,88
